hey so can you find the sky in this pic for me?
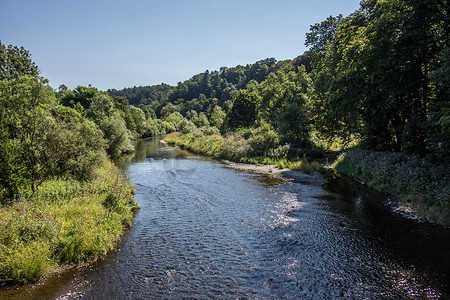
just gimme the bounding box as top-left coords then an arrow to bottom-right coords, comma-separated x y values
0,0 -> 361,91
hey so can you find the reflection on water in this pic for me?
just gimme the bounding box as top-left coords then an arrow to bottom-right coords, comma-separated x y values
1,137 -> 449,299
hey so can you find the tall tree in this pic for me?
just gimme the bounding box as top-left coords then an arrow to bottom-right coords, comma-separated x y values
227,90 -> 260,129
0,41 -> 39,81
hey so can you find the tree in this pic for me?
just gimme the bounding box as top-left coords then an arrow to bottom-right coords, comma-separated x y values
0,76 -> 107,200
196,112 -> 210,127
99,113 -> 133,158
278,102 -> 311,148
248,123 -> 280,156
60,85 -> 100,111
0,76 -> 56,192
227,90 -> 259,129
305,15 -> 344,69
209,105 -> 226,129
165,112 -> 184,131
0,41 -> 39,81
44,105 -> 106,180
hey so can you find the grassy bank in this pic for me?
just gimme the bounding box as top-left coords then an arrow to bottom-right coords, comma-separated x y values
164,131 -> 322,174
334,150 -> 449,225
0,160 -> 138,284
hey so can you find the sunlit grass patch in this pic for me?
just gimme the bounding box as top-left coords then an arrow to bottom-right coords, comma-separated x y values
0,160 -> 138,284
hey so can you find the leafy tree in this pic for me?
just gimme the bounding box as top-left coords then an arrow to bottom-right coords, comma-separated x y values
305,15 -> 344,69
179,119 -> 196,134
60,85 -> 99,110
0,76 -> 56,192
0,76 -> 107,200
227,90 -> 260,129
99,113 -> 133,158
0,41 -> 39,80
209,105 -> 226,129
86,93 -> 114,123
277,102 -> 311,148
165,112 -> 184,131
196,112 -> 210,127
44,105 -> 106,180
129,106 -> 147,137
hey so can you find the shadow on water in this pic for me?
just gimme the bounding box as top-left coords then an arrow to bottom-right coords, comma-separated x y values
1,137 -> 449,299
318,171 -> 450,297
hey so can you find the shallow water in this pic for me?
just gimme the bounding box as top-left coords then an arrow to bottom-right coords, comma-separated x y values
2,138 -> 449,299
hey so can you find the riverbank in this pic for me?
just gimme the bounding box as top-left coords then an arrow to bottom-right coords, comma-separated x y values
0,160 -> 139,286
164,132 -> 449,226
334,149 -> 449,226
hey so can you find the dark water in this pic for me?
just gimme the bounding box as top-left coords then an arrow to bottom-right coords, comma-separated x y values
2,138 -> 449,299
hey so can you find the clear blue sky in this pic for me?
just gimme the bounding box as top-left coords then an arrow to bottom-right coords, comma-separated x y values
0,0 -> 361,91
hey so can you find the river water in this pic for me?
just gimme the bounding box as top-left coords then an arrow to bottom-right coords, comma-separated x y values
3,138 -> 450,299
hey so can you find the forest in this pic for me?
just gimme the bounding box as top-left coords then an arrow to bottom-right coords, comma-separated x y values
0,0 -> 449,285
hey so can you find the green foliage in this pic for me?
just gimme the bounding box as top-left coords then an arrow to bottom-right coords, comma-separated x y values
0,161 -> 138,283
209,105 -> 226,129
45,105 -> 107,180
108,84 -> 173,107
165,111 -> 184,131
0,76 -> 56,194
179,119 -> 196,134
0,76 -> 109,202
248,123 -> 280,156
227,90 -> 259,129
307,0 -> 449,155
305,15 -> 344,69
99,114 -> 133,158
60,86 -> 100,110
0,41 -> 39,81
86,93 -> 114,123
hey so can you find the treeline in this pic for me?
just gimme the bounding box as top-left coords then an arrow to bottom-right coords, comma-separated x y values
107,58 -> 281,117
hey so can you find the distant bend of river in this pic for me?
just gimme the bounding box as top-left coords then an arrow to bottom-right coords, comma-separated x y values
2,137 -> 449,299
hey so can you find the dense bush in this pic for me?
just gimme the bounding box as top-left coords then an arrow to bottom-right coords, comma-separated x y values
248,123 -> 279,156
99,114 -> 134,158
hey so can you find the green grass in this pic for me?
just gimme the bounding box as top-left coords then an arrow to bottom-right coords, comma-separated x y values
0,160 -> 138,284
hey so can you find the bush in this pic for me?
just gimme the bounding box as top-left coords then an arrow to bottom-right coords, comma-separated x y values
248,123 -> 279,156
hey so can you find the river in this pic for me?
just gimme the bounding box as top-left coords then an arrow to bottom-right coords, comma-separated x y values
3,138 -> 450,299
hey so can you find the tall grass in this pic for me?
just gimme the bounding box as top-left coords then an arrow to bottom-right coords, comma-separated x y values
0,160 -> 138,284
